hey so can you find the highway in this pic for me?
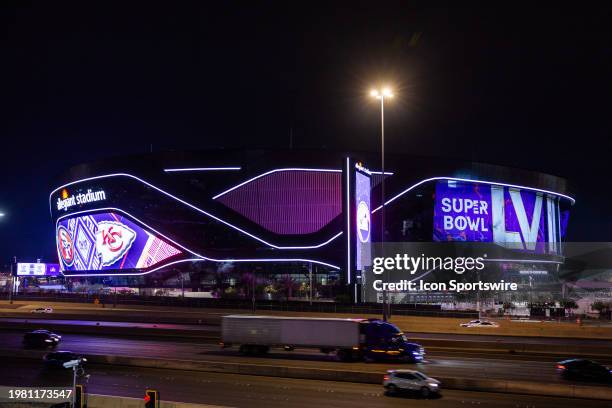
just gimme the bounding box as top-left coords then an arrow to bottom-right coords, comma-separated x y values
3,317 -> 612,348
1,357 -> 610,408
1,329 -> 610,385
0,317 -> 215,331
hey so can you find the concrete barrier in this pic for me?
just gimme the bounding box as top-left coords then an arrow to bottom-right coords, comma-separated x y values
440,377 -> 612,400
0,321 -> 218,341
415,338 -> 612,357
3,349 -> 611,401
86,393 -> 226,407
0,311 -> 221,326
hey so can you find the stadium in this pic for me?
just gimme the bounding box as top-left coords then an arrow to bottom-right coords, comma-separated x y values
48,149 -> 575,305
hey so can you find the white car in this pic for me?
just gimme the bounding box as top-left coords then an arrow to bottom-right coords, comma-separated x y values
31,307 -> 54,314
460,319 -> 499,328
383,369 -> 441,397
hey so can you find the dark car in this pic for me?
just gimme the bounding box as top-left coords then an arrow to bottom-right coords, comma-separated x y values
23,330 -> 61,348
43,351 -> 87,369
557,359 -> 612,383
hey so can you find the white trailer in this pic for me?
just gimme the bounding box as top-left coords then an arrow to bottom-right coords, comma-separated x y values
220,315 -> 425,362
221,315 -> 363,352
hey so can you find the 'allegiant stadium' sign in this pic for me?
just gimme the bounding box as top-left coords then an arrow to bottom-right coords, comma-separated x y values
56,188 -> 107,211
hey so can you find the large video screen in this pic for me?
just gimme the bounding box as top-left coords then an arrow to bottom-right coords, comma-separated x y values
433,180 -> 568,254
355,169 -> 371,270
57,212 -> 182,272
16,263 -> 61,277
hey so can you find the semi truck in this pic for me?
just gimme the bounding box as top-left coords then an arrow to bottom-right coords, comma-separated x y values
221,315 -> 424,362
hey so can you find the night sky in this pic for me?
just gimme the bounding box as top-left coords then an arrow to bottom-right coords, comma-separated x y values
0,2 -> 610,265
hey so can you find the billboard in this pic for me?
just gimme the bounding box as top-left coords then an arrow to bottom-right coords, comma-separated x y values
56,211 -> 182,272
433,180 -> 568,254
16,263 -> 61,277
355,165 -> 371,271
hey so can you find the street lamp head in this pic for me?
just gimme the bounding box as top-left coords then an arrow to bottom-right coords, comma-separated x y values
370,87 -> 393,100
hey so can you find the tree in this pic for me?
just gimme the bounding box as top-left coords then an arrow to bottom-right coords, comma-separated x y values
278,274 -> 297,300
591,301 -> 611,314
560,299 -> 578,310
213,262 -> 234,298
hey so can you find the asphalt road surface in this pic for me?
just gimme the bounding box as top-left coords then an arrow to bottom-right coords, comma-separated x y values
2,317 -> 612,348
1,357 -> 610,408
1,330 -> 611,386
0,317 -> 214,331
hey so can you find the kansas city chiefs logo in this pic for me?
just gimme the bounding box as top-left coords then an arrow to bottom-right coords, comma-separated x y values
95,221 -> 136,266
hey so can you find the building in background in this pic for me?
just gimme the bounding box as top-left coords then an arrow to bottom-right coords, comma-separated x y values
47,149 -> 579,306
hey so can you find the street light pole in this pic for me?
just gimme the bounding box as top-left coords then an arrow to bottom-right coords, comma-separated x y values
371,87 -> 393,321
71,364 -> 77,408
380,94 -> 388,322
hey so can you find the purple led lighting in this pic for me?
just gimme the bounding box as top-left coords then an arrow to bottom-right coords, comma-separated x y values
64,256 -> 341,277
49,173 -> 342,249
212,168 -> 342,200
484,259 -> 563,264
57,207 -> 341,276
216,170 -> 343,235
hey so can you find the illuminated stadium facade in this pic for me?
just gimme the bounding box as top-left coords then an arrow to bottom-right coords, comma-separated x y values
49,150 -> 574,303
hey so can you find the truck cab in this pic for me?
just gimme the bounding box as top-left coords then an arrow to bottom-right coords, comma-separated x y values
360,319 -> 424,362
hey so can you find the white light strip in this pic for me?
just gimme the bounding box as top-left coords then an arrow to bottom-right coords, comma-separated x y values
346,158 -> 351,284
372,176 -> 575,213
370,171 -> 394,175
164,167 -> 241,172
49,173 -> 343,250
64,256 -> 340,277
64,256 -> 341,277
56,208 -> 341,277
212,168 -> 342,200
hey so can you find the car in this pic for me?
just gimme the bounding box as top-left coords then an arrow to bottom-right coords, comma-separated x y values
460,319 -> 499,328
556,359 -> 612,383
43,351 -> 87,369
23,330 -> 61,348
31,306 -> 54,313
383,369 -> 441,398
